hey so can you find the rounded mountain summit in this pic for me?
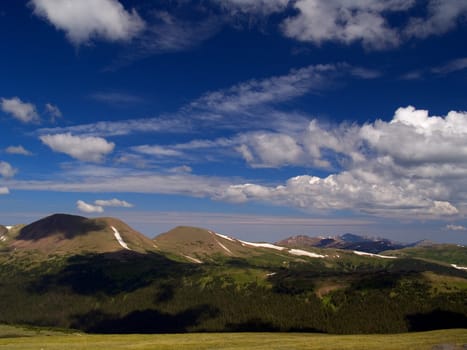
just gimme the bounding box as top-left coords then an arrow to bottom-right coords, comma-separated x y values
12,213 -> 156,255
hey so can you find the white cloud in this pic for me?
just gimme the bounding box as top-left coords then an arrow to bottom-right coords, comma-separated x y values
169,165 -> 192,173
132,145 -> 183,157
0,161 -> 17,178
38,63 -> 372,138
360,106 -> 467,167
5,145 -> 32,156
0,187 -> 9,195
29,0 -> 146,45
217,106 -> 467,218
281,0 -> 413,49
405,1 -> 467,39
216,0 -> 466,50
38,116 -> 189,137
191,64 -> 337,113
10,172 -> 228,199
1,97 -> 39,123
40,133 -> 115,162
218,173 -> 458,218
45,103 -> 62,122
143,12 -> 219,53
445,224 -> 467,231
94,198 -> 133,208
215,0 -> 289,15
237,132 -> 305,167
76,200 -> 104,213
432,57 -> 467,75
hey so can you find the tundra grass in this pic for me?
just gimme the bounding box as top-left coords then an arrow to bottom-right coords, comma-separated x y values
0,329 -> 466,350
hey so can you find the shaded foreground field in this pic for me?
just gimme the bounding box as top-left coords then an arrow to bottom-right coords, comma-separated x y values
0,327 -> 466,350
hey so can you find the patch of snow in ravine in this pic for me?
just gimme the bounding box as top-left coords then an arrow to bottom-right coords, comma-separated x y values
353,250 -> 397,259
183,255 -> 203,264
216,239 -> 232,254
288,249 -> 326,258
5,226 -> 12,230
110,226 -> 131,251
239,240 -> 286,251
451,264 -> 467,271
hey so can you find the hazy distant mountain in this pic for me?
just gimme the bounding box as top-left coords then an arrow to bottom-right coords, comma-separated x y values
10,213 -> 156,255
276,233 -> 407,253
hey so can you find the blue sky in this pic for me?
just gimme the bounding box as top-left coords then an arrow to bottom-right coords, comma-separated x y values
1,0 -> 467,244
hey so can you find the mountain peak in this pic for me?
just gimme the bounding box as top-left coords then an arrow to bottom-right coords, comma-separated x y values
18,213 -> 104,241
11,213 -> 156,255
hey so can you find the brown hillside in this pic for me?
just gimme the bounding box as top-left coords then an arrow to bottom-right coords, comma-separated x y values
11,214 -> 156,255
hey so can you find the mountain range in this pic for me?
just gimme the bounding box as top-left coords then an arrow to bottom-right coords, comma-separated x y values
0,213 -> 465,334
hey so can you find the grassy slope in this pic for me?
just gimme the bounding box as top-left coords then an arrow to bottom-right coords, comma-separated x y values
0,329 -> 466,350
387,245 -> 467,266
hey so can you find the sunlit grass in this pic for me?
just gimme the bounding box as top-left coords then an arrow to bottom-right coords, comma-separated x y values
0,329 -> 466,350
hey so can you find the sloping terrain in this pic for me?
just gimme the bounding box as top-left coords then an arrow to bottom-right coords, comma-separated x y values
9,214 -> 156,255
0,214 -> 465,334
387,244 -> 467,267
153,226 -> 333,265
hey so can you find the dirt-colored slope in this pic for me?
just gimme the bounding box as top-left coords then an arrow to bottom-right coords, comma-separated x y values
11,214 -> 156,255
153,226 -> 255,262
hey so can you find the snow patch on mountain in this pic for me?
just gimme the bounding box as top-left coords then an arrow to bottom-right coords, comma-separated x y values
239,240 -> 286,251
451,264 -> 467,271
288,249 -> 326,258
353,250 -> 397,259
183,255 -> 203,264
212,231 -> 235,242
111,226 -> 131,250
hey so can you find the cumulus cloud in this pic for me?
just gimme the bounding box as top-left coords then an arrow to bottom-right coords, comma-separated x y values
0,161 -> 17,178
1,97 -> 39,123
40,133 -> 115,162
218,173 -> 458,218
218,106 -> 467,218
0,187 -> 9,195
76,200 -> 104,213
5,145 -> 32,156
237,132 -> 305,167
94,198 -> 133,208
445,224 -> 467,231
29,0 -> 146,45
360,106 -> 467,167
